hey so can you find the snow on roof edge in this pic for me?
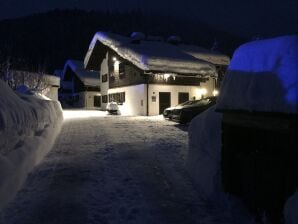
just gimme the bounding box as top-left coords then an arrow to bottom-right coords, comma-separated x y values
84,31 -> 217,76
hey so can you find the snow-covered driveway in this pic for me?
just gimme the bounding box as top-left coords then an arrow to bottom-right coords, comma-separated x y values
0,110 -> 250,224
0,110 -> 196,223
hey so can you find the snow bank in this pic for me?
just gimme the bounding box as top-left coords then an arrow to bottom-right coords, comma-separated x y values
186,106 -> 222,197
284,192 -> 298,224
0,80 -> 63,209
217,35 -> 298,114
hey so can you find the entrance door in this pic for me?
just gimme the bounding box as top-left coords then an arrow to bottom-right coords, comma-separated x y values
178,92 -> 189,104
94,96 -> 101,107
159,92 -> 171,114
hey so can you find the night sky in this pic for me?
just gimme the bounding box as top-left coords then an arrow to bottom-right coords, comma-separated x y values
0,0 -> 297,38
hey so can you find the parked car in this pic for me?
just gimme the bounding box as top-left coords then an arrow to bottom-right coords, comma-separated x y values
171,96 -> 217,124
163,100 -> 197,119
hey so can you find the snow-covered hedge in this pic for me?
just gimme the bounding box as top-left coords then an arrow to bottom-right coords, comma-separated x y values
187,36 -> 298,223
0,80 -> 63,209
217,35 -> 298,114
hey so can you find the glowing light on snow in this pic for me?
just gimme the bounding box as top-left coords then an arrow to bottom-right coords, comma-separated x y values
63,110 -> 107,120
196,88 -> 207,98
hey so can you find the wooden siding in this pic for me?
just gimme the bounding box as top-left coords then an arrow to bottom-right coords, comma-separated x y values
108,60 -> 146,89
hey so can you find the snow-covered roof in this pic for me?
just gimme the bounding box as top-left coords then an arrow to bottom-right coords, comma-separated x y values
63,60 -> 100,87
179,45 -> 230,65
217,35 -> 298,115
84,31 -> 217,76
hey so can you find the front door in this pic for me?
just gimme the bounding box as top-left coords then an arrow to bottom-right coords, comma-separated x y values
178,92 -> 189,104
159,92 -> 171,114
94,96 -> 101,107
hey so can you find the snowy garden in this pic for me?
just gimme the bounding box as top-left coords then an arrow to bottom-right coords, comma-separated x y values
0,36 -> 297,223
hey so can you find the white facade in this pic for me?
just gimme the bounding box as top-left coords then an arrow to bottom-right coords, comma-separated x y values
108,84 -> 147,116
147,83 -> 215,116
45,87 -> 59,101
100,52 -> 110,109
104,81 -> 217,116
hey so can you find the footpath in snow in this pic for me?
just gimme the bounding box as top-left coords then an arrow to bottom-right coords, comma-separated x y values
0,112 -> 253,224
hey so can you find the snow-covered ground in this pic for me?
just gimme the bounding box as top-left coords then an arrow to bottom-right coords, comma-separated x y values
0,80 -> 63,209
0,111 -> 253,224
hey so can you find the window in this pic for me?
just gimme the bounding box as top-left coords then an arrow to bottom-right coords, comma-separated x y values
102,95 -> 108,103
119,63 -> 125,78
108,92 -> 125,103
102,74 -> 108,83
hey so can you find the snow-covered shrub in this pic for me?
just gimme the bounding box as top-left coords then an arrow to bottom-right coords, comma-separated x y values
187,36 -> 298,223
0,80 -> 63,209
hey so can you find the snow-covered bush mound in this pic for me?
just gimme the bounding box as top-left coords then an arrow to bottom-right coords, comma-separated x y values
187,36 -> 298,223
0,80 -> 63,209
217,35 -> 298,114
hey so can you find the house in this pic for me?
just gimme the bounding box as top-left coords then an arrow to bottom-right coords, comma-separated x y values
59,60 -> 101,108
44,74 -> 60,100
81,31 -> 229,116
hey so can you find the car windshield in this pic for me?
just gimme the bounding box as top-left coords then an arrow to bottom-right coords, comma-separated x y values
192,97 -> 216,106
177,101 -> 193,106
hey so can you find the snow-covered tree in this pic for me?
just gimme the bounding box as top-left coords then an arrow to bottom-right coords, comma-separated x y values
0,58 -> 14,87
0,58 -> 50,94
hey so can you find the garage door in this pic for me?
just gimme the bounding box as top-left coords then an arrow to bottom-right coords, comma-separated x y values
159,92 -> 171,114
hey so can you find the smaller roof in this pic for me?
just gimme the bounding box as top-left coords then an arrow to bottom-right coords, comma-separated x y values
84,31 -> 217,76
63,60 -> 100,86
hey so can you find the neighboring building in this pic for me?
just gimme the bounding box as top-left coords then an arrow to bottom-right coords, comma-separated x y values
81,31 -> 229,115
59,60 -> 101,108
44,74 -> 60,100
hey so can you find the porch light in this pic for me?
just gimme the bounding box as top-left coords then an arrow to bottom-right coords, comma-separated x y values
164,73 -> 171,80
213,89 -> 219,96
113,57 -> 117,61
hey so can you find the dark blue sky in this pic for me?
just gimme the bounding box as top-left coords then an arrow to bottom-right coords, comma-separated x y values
0,0 -> 297,38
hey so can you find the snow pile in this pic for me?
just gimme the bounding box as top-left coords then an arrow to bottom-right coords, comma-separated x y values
217,35 -> 298,114
284,192 -> 298,224
0,80 -> 63,209
187,106 -> 254,222
84,31 -> 216,76
186,106 -> 222,197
